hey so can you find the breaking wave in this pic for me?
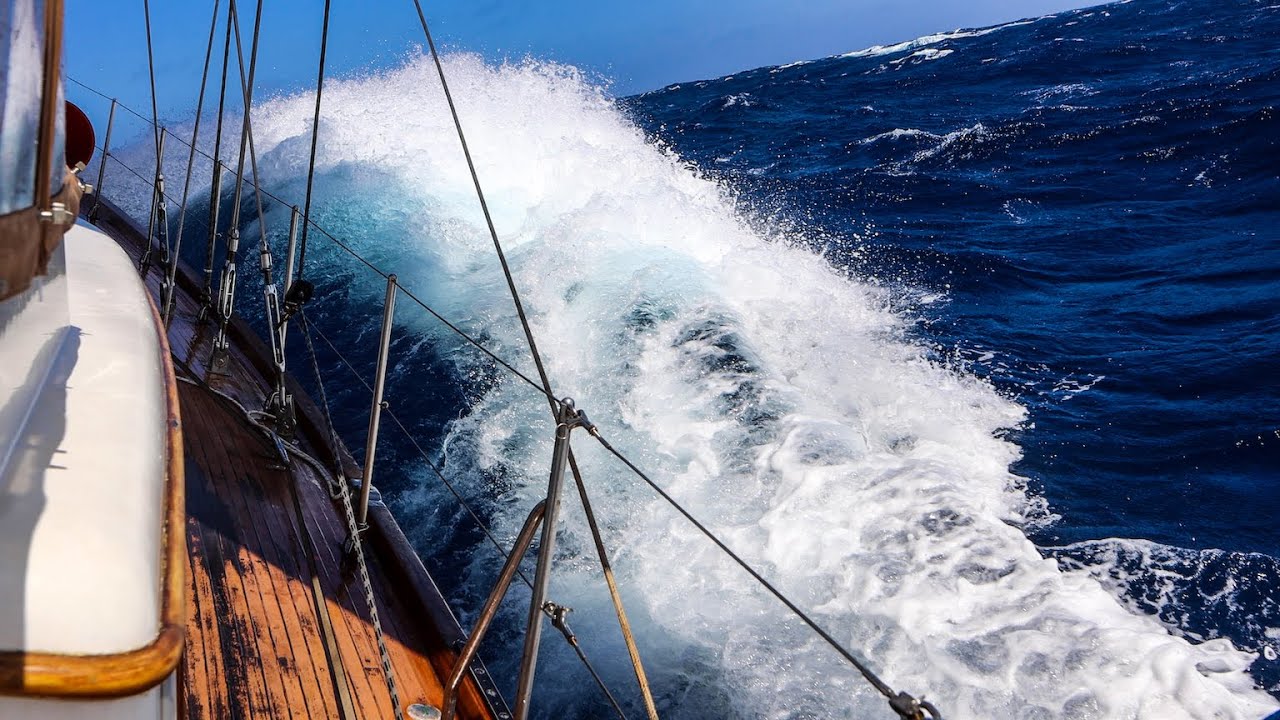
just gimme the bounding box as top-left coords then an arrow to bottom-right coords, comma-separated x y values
200,52 -> 1276,719
90,1 -> 1280,712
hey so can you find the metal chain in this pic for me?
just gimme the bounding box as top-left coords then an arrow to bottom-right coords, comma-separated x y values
336,468 -> 405,720
299,312 -> 404,720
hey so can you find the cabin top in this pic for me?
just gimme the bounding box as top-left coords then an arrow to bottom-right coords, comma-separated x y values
0,223 -> 172,658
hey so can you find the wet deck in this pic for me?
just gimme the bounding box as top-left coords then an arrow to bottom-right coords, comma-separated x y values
178,380 -> 446,719
88,201 -> 497,720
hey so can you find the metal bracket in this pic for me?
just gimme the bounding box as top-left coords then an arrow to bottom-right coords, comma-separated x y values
209,329 -> 232,375
139,130 -> 170,277
38,202 -> 75,225
263,389 -> 297,441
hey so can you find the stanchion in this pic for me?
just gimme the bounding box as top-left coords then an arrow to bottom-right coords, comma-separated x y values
356,273 -> 398,529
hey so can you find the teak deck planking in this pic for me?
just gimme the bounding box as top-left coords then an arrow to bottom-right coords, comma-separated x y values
87,201 -> 497,720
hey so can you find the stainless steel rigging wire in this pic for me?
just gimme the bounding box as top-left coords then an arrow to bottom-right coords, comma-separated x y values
138,0 -> 170,277
72,73 -> 940,717
406,5 -> 660,717
202,0 -> 234,312
408,0 -> 558,404
301,310 -> 536,587
584,425 -> 939,719
163,0 -> 222,327
64,87 -> 552,401
403,4 -> 936,715
141,0 -> 161,159
208,0 -> 266,367
226,0 -> 271,271
295,0 -> 332,286
299,311 -> 628,720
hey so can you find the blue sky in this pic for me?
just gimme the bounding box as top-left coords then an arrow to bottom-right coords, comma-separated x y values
65,0 -> 1101,120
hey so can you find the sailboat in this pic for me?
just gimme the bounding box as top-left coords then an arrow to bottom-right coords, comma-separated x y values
14,0 -> 1280,718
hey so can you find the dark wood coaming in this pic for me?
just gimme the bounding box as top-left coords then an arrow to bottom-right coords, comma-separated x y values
0,261 -> 187,699
89,197 -> 496,719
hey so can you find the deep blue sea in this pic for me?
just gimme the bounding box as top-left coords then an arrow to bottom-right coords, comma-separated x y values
82,0 -> 1280,716
624,0 -> 1280,695
629,0 -> 1280,559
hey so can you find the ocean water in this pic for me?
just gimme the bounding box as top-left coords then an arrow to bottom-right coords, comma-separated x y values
81,0 -> 1280,717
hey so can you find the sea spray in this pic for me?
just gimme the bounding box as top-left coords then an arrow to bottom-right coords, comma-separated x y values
92,17 -> 1279,718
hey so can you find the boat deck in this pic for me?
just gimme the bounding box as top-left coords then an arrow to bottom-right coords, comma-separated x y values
88,201 -> 498,720
180,382 -> 444,720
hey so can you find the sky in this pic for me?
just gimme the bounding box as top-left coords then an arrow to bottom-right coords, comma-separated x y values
64,0 -> 1103,123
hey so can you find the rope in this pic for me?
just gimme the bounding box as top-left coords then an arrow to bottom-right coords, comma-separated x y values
163,0 -> 222,326
296,0 -> 332,286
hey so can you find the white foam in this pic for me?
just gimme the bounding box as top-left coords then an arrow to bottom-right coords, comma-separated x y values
909,122 -> 990,163
861,128 -> 942,144
772,59 -> 813,73
230,54 -> 1277,719
838,19 -> 1039,60
910,48 -> 954,61
1023,82 -> 1098,103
